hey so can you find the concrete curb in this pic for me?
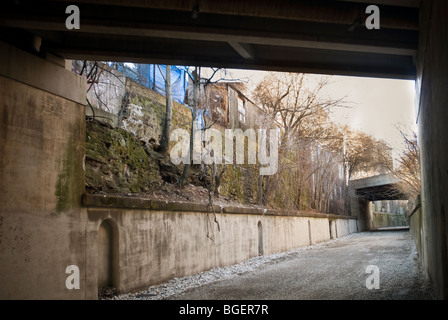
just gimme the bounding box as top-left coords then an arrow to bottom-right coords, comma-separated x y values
82,193 -> 357,220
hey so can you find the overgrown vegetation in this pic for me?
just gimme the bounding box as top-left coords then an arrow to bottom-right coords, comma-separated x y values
77,61 -> 420,215
85,119 -> 162,193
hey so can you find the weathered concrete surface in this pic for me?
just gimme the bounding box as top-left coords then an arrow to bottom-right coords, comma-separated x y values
0,41 -> 88,299
0,42 -> 85,104
168,230 -> 434,300
350,189 -> 372,232
85,196 -> 357,295
409,195 -> 423,260
372,212 -> 408,230
349,174 -> 401,190
416,0 -> 448,299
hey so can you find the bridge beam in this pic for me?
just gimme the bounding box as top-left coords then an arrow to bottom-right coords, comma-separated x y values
0,0 -> 419,79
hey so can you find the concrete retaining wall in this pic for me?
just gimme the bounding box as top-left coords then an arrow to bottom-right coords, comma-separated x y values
84,195 -> 358,294
372,212 -> 409,229
335,218 -> 358,238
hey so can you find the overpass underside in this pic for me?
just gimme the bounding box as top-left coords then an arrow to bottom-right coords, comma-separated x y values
0,0 -> 418,79
1,0 -> 448,300
355,184 -> 407,202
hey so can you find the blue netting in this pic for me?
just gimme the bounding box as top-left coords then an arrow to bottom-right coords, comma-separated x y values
118,63 -> 189,105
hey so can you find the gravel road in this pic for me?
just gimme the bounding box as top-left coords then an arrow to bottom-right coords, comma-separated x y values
114,230 -> 434,300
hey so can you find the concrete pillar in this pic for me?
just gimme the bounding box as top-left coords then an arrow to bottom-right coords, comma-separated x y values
416,0 -> 448,299
0,42 -> 90,299
349,187 -> 371,231
358,199 -> 372,231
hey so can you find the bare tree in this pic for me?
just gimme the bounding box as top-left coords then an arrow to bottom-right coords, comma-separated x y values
374,130 -> 421,201
178,67 -> 243,188
395,131 -> 420,198
158,65 -> 173,155
253,72 -> 347,211
254,72 -> 346,146
73,61 -> 155,127
178,67 -> 199,187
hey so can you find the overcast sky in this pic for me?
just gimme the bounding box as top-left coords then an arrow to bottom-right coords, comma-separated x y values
218,68 -> 417,160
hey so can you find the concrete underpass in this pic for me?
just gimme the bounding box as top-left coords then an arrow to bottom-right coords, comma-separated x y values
1,0 -> 448,300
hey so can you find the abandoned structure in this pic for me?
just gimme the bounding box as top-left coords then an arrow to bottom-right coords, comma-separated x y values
195,82 -> 263,130
1,0 -> 447,300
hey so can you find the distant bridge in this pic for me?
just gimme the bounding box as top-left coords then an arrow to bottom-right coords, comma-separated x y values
349,173 -> 407,202
348,173 -> 408,231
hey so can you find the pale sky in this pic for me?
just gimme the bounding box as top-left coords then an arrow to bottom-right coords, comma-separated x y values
217,68 -> 417,161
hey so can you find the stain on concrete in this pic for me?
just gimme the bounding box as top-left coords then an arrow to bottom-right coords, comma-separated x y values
55,132 -> 76,212
0,215 -> 3,247
0,107 -> 8,157
54,109 -> 85,213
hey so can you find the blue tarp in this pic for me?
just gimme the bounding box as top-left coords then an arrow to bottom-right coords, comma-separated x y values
184,106 -> 210,130
118,63 -> 189,104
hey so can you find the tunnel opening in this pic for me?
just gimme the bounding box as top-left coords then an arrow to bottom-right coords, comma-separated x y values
369,199 -> 410,231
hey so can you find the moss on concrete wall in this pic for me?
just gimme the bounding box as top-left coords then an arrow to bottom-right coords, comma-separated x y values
55,131 -> 84,212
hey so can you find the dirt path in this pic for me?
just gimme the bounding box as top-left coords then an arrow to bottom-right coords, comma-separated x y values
167,230 -> 434,300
